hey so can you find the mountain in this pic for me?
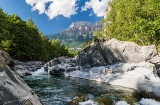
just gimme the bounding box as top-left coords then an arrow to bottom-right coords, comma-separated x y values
45,21 -> 103,48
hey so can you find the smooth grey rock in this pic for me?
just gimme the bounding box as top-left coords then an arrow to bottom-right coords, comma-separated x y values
0,51 -> 43,105
44,57 -> 66,69
0,50 -> 14,66
77,42 -> 107,68
49,63 -> 78,75
77,38 -> 160,69
14,61 -> 44,77
102,38 -> 160,64
49,66 -> 65,75
45,57 -> 77,72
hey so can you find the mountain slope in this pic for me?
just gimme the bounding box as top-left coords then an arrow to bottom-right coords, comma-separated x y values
45,21 -> 103,48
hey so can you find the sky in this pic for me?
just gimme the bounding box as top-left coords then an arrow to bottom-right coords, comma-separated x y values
0,0 -> 109,35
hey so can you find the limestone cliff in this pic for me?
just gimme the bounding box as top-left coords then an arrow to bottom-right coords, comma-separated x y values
45,21 -> 103,48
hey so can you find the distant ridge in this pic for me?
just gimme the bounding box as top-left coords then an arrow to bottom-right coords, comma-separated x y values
45,21 -> 103,48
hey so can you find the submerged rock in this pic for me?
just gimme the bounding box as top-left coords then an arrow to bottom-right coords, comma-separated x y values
0,51 -> 43,105
71,85 -> 141,105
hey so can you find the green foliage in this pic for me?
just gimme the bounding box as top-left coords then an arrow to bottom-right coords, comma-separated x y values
63,40 -> 86,48
0,8 -> 74,62
101,0 -> 160,46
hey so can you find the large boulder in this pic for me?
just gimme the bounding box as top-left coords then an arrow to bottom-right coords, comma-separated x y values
77,38 -> 160,69
77,42 -> 107,69
44,57 -> 66,71
102,38 -> 160,64
0,51 -> 43,105
49,63 -> 78,75
44,56 -> 78,75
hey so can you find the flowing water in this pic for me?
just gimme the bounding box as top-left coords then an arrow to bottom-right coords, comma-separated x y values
24,68 -> 142,105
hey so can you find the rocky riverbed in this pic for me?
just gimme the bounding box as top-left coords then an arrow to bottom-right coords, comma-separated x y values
0,50 -> 43,105
44,38 -> 160,104
14,60 -> 44,77
1,38 -> 160,105
25,67 -> 160,105
24,68 -> 142,105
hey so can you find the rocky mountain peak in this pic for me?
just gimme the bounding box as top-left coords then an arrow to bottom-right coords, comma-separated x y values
70,21 -> 93,28
60,21 -> 102,37
45,21 -> 103,48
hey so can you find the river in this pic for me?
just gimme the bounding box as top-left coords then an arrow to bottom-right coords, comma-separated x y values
24,67 -> 141,105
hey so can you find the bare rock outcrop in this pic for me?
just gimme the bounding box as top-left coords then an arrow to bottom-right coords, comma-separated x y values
0,51 -> 43,105
74,38 -> 160,99
66,62 -> 160,100
102,38 -> 160,64
77,38 -> 160,70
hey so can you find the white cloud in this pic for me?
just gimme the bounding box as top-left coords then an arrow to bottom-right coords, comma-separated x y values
25,0 -> 78,19
81,0 -> 109,17
89,13 -> 92,16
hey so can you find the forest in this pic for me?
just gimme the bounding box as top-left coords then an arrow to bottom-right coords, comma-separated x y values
0,8 -> 75,62
0,0 -> 160,61
96,0 -> 160,50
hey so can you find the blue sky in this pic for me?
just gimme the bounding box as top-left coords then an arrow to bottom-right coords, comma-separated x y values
0,0 -> 109,35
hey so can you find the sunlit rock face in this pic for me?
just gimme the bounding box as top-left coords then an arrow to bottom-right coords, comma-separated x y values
45,21 -> 103,43
102,38 -> 160,64
0,51 -> 43,105
70,38 -> 160,100
60,21 -> 102,37
77,38 -> 160,69
44,38 -> 160,100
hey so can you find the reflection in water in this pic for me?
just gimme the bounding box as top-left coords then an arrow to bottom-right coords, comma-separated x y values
24,68 -> 141,105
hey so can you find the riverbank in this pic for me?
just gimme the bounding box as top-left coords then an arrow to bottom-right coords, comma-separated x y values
25,67 -> 160,105
24,68 -> 141,105
0,50 -> 43,105
65,62 -> 160,99
14,60 -> 44,77
44,38 -> 160,104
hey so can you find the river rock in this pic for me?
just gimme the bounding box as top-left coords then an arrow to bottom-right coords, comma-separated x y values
49,63 -> 78,75
64,38 -> 160,100
77,38 -> 160,69
49,66 -> 65,75
15,60 -> 44,71
14,60 -> 44,77
45,57 -> 77,74
102,38 -> 160,64
0,51 -> 43,105
66,62 -> 160,100
77,42 -> 107,69
0,51 -> 14,69
44,57 -> 67,71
